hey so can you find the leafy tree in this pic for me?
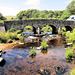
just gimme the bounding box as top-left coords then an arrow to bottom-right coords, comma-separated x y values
0,13 -> 6,20
66,0 -> 75,15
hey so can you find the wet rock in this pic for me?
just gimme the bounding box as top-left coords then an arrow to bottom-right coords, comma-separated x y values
0,53 -> 2,57
19,42 -> 24,45
0,50 -> 6,56
37,69 -> 50,75
54,66 -> 64,73
0,50 -> 2,53
36,46 -> 42,50
0,57 -> 6,67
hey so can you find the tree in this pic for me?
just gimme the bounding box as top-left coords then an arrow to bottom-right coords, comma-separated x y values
0,13 -> 6,20
66,0 -> 75,15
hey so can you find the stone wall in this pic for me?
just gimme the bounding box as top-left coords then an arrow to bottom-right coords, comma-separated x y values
0,23 -> 5,32
3,19 -> 75,33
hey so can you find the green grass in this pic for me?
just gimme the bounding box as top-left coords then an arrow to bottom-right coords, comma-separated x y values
0,20 -> 4,23
5,16 -> 16,20
65,47 -> 73,58
41,40 -> 48,49
29,49 -> 36,56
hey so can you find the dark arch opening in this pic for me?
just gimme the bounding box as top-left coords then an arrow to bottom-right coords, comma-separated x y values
65,26 -> 72,31
49,25 -> 58,34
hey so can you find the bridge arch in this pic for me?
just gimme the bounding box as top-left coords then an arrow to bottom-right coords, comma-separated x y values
49,25 -> 58,34
24,25 -> 37,34
64,26 -> 72,31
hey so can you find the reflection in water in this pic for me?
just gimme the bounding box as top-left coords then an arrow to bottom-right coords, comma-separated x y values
0,58 -> 6,67
0,47 -> 75,75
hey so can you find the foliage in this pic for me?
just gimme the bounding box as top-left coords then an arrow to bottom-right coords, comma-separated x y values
16,30 -> 22,34
8,28 -> 17,32
65,47 -> 73,58
24,26 -> 33,32
7,39 -> 12,43
0,13 -> 6,20
42,25 -> 52,32
66,31 -> 70,37
60,10 -> 71,20
17,34 -> 23,40
0,31 -> 23,43
17,9 -> 64,20
29,49 -> 36,56
66,0 -> 75,15
41,40 -> 48,49
70,69 -> 75,75
62,27 -> 66,31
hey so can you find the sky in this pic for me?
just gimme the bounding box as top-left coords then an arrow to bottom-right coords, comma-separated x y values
0,0 -> 73,16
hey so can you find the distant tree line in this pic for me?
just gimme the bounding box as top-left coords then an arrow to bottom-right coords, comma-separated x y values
17,0 -> 75,20
0,13 -> 6,20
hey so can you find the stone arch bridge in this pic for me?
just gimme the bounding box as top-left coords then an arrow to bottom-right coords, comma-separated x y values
4,19 -> 75,34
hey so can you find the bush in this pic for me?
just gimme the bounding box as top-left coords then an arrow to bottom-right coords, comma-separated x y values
70,69 -> 75,75
65,47 -> 73,58
41,40 -> 48,49
17,34 -> 23,40
7,39 -> 12,43
24,26 -> 33,32
29,49 -> 36,56
42,25 -> 52,32
8,28 -> 17,32
16,30 -> 22,34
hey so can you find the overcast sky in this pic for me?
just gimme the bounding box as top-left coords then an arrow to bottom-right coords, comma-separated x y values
0,0 -> 72,16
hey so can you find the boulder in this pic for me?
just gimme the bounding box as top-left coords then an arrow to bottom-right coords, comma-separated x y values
0,57 -> 6,67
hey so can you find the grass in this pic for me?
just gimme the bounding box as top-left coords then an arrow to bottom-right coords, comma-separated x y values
0,29 -> 23,43
65,47 -> 73,58
41,40 -> 48,49
5,16 -> 16,20
29,49 -> 36,56
24,26 -> 33,32
42,25 -> 52,32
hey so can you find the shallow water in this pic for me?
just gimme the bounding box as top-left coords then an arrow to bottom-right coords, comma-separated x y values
0,46 -> 75,75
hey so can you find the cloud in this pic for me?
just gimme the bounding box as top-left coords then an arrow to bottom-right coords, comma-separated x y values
24,0 -> 40,9
0,6 -> 19,16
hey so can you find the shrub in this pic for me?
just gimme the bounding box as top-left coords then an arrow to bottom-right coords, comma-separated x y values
65,47 -> 73,58
24,26 -> 33,32
17,34 -> 23,40
66,31 -> 70,37
16,30 -> 22,34
29,49 -> 36,56
7,39 -> 12,43
70,69 -> 75,75
41,40 -> 48,49
42,25 -> 52,32
8,28 -> 17,32
62,27 -> 66,31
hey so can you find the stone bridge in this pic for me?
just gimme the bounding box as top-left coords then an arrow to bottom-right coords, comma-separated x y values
4,19 -> 75,34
